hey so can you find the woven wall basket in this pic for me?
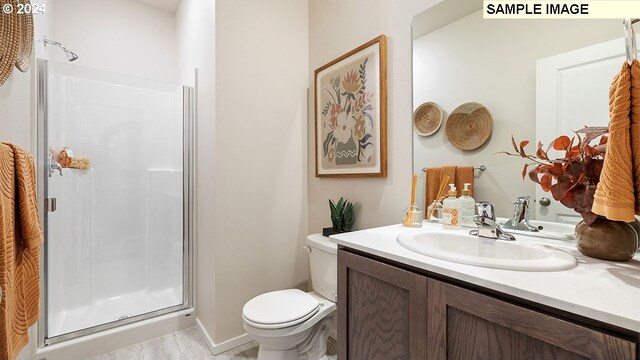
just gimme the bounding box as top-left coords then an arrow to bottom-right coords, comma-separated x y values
445,102 -> 493,151
0,0 -> 19,86
413,102 -> 444,136
14,0 -> 33,72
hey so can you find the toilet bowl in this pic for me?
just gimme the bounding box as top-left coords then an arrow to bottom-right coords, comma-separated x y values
242,234 -> 337,360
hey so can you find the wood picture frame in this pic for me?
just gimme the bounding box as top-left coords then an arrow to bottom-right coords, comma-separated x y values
314,35 -> 387,178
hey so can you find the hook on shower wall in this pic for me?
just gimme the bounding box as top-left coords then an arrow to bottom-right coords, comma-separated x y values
624,18 -> 639,65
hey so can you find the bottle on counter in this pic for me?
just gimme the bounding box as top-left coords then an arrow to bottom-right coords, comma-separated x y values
459,183 -> 476,227
427,196 -> 445,223
442,184 -> 461,229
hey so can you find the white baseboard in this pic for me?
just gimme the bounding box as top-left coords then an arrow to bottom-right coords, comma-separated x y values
196,318 -> 252,355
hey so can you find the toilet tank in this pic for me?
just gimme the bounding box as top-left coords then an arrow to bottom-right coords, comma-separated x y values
306,234 -> 337,302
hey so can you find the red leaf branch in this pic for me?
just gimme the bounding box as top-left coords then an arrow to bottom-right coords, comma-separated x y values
498,126 -> 608,226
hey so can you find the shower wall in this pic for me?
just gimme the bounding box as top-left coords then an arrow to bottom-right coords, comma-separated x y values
46,62 -> 184,336
45,0 -> 178,82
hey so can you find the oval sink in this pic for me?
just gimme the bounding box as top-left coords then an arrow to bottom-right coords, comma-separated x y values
397,231 -> 578,271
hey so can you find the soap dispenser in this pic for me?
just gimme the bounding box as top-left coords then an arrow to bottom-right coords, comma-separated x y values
459,183 -> 476,227
442,184 -> 461,229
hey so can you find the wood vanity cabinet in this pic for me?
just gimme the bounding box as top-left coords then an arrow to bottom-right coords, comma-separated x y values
428,279 -> 636,360
338,248 -> 638,360
337,248 -> 427,359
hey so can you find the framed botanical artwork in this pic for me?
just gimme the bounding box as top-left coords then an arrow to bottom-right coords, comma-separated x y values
314,35 -> 387,177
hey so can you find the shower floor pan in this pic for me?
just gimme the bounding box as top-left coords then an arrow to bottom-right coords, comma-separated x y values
48,287 -> 182,338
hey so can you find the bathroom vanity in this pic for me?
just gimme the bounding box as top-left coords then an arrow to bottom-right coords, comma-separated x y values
332,224 -> 640,360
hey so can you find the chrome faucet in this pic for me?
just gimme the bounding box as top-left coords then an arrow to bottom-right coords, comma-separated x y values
48,150 -> 63,177
502,196 -> 542,232
469,201 -> 515,241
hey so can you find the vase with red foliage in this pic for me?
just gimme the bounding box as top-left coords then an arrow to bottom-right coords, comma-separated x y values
500,126 -> 638,261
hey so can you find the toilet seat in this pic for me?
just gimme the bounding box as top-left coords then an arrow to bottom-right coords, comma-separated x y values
242,289 -> 320,330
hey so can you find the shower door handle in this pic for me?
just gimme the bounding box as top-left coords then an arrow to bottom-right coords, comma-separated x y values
45,198 -> 57,212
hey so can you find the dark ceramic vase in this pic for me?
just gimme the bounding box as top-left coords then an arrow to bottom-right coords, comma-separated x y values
628,219 -> 640,250
575,216 -> 638,262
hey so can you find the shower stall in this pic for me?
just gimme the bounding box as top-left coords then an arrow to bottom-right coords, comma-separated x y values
36,59 -> 194,346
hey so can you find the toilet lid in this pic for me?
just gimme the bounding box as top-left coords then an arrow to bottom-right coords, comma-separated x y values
243,289 -> 320,328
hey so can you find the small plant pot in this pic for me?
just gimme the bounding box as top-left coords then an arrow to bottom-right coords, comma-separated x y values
575,216 -> 638,262
322,227 -> 347,237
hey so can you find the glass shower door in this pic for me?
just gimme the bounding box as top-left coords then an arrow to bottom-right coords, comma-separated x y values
38,59 -> 193,343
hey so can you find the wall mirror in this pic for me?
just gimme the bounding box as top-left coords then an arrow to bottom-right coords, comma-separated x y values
412,0 -> 631,223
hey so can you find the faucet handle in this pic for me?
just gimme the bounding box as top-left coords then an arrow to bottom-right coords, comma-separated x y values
475,201 -> 495,220
514,196 -> 531,205
47,148 -> 63,177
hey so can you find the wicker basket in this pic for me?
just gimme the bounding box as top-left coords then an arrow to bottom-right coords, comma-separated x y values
0,0 -> 19,86
445,102 -> 493,151
14,0 -> 33,72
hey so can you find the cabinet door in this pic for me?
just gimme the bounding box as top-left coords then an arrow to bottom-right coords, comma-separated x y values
427,279 -> 637,360
338,249 -> 427,360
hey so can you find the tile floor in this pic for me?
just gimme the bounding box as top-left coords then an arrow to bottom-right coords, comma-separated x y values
86,327 -> 338,360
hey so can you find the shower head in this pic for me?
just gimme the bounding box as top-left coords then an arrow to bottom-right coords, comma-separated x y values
63,48 -> 79,62
40,36 -> 79,62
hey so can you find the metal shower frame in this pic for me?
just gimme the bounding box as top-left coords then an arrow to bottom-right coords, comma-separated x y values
35,59 -> 195,347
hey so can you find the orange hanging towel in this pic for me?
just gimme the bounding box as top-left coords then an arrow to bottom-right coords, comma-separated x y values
0,143 -> 43,360
424,166 -> 474,212
591,60 -> 640,221
425,167 -> 442,211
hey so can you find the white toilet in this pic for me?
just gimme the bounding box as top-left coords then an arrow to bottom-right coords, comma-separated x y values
242,234 -> 337,360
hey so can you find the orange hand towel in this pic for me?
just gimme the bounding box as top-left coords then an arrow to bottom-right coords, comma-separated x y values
455,166 -> 475,198
0,143 -> 43,360
441,166 -> 457,193
425,167 -> 442,211
424,166 -> 475,212
591,62 -> 637,221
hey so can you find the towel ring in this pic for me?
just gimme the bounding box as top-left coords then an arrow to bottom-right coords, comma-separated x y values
624,18 -> 638,65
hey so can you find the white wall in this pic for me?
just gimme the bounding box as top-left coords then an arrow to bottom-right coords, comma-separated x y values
175,0 -> 217,347
0,0 -> 49,151
412,11 -> 620,216
0,70 -> 33,149
45,0 -> 177,83
308,0 -> 437,234
208,0 -> 309,344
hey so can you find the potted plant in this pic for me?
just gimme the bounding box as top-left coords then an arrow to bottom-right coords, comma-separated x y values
499,126 -> 638,261
323,197 -> 358,237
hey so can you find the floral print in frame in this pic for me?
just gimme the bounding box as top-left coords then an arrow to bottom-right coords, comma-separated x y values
314,35 -> 387,177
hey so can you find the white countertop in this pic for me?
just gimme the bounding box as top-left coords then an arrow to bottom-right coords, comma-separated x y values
330,222 -> 640,333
